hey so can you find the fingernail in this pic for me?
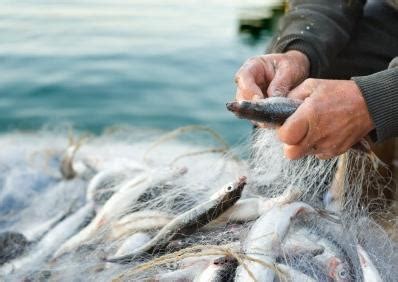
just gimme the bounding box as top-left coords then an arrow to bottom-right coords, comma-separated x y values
271,90 -> 284,97
252,95 -> 261,101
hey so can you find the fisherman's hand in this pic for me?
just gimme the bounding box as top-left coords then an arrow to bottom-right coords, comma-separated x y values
277,79 -> 374,160
234,50 -> 310,101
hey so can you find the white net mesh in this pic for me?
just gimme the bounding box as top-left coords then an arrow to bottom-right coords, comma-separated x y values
0,126 -> 396,281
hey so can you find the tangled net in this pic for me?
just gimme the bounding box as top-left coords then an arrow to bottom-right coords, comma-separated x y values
0,126 -> 396,281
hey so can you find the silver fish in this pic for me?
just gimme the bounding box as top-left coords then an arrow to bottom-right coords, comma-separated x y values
86,163 -> 147,208
194,256 -> 238,282
357,244 -> 382,282
106,176 -> 247,264
0,202 -> 94,276
110,210 -> 173,240
212,186 -> 301,226
113,232 -> 151,258
276,263 -> 316,282
226,97 -> 301,125
60,144 -> 80,180
52,172 -> 151,259
235,202 -> 318,282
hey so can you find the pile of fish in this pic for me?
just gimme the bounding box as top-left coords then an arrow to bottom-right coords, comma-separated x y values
0,129 -> 389,281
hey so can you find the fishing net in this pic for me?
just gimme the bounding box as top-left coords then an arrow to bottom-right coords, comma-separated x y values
0,126 -> 396,281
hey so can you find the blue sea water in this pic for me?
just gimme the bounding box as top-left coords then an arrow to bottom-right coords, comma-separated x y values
0,0 -> 276,144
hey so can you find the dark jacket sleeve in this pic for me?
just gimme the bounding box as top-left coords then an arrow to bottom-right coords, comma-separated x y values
269,0 -> 366,77
352,64 -> 398,142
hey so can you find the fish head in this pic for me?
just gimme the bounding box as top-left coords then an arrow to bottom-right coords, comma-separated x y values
210,176 -> 246,201
226,100 -> 257,120
328,257 -> 352,282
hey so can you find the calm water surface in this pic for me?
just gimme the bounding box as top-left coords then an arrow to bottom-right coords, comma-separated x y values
0,0 -> 276,143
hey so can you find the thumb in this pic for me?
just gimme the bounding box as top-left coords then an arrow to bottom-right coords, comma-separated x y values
277,103 -> 309,145
267,62 -> 296,97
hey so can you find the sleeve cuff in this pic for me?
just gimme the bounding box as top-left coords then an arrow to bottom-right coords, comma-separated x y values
352,68 -> 398,142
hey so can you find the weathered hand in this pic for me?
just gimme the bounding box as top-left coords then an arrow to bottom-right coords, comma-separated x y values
234,51 -> 310,102
277,79 -> 375,160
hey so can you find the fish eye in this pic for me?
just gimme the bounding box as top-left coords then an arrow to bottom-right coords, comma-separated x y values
226,185 -> 233,191
338,269 -> 348,278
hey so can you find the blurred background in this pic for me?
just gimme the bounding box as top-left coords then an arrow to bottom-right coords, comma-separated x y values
0,0 -> 284,144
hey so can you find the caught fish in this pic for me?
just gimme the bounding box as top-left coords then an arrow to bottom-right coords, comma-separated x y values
0,232 -> 30,265
276,263 -> 316,282
194,256 -> 238,282
235,202 -> 320,282
106,176 -> 247,264
288,216 -> 357,281
166,225 -> 243,253
110,210 -> 173,240
210,186 -> 302,227
1,202 -> 94,276
86,163 -> 146,209
278,238 -> 325,261
112,232 -> 152,258
357,244 -> 382,282
226,97 -> 301,125
151,262 -> 210,282
60,143 -> 80,180
53,167 -> 183,259
52,173 -> 150,259
0,208 -> 76,265
314,251 -> 352,282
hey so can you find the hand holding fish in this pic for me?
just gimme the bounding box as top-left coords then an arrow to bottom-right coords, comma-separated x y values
234,51 -> 310,101
278,79 -> 374,160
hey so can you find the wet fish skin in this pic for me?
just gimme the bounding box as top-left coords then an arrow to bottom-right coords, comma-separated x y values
235,202 -> 319,282
0,202 -> 94,276
276,263 -> 316,282
86,163 -> 147,208
357,244 -> 382,282
0,232 -> 30,265
194,256 -> 238,282
110,210 -> 173,240
60,145 -> 79,180
106,176 -> 247,264
113,232 -> 152,258
226,97 -> 301,125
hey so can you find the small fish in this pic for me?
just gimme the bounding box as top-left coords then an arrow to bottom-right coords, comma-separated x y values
60,144 -> 80,180
194,256 -> 238,282
357,244 -> 382,282
53,167 -> 183,259
0,205 -> 80,266
211,186 -> 302,226
278,239 -> 325,261
113,232 -> 151,258
313,245 -> 353,282
86,164 -> 146,208
110,210 -> 173,240
226,97 -> 301,125
166,226 -> 243,253
151,262 -> 210,282
52,173 -> 151,259
0,232 -> 30,265
276,263 -> 316,282
1,202 -> 94,275
210,198 -> 263,224
106,176 -> 247,264
235,202 -> 319,282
